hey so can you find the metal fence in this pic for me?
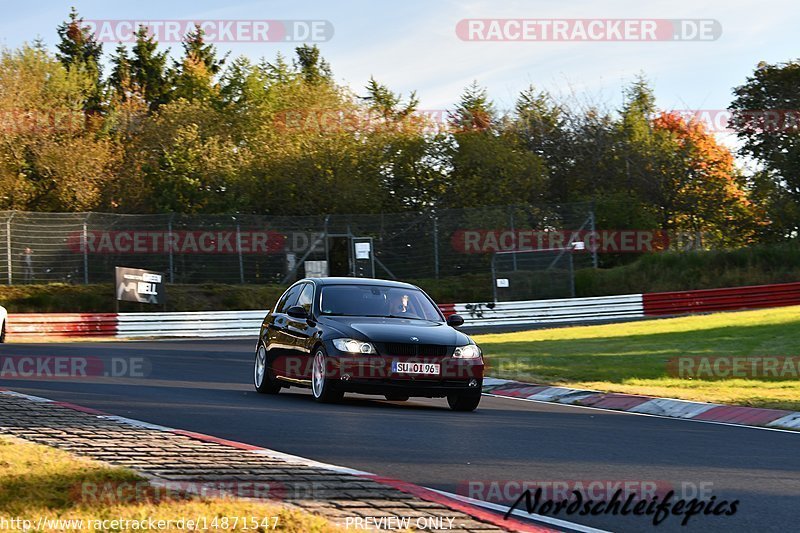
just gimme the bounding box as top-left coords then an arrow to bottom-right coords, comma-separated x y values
0,204 -> 598,295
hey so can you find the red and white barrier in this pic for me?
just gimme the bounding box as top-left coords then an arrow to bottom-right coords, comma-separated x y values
641,281 -> 800,316
6,281 -> 800,339
6,313 -> 118,337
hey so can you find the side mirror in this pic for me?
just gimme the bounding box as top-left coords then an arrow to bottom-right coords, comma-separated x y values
446,314 -> 464,327
286,305 -> 309,320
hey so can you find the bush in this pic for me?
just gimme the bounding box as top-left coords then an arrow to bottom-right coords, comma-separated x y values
2,243 -> 800,312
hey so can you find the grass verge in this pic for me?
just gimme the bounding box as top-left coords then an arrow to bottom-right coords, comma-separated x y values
0,437 -> 343,532
474,305 -> 800,411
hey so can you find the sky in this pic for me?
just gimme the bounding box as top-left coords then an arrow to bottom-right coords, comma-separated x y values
0,0 -> 797,136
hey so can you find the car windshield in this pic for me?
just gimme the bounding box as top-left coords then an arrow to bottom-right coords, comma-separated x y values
319,285 -> 442,321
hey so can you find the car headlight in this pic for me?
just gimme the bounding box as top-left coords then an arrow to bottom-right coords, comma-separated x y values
332,338 -> 376,354
453,344 -> 481,359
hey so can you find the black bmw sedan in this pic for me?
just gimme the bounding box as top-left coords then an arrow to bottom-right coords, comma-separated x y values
253,277 -> 484,411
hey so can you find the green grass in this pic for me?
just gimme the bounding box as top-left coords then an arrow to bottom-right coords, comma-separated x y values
474,305 -> 800,411
0,437 -> 344,532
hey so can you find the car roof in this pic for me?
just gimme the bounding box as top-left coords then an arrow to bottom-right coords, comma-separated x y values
303,277 -> 419,290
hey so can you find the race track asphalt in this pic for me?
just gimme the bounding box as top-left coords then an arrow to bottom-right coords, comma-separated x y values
0,339 -> 798,533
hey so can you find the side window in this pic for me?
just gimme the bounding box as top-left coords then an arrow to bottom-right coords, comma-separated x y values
296,284 -> 314,313
276,284 -> 303,314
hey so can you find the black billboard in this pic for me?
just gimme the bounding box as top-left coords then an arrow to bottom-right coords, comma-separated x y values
115,266 -> 165,305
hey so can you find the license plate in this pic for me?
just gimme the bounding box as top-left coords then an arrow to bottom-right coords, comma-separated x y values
392,361 -> 440,375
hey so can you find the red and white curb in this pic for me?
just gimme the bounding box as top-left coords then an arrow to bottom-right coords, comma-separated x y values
0,387 -> 562,533
482,378 -> 800,431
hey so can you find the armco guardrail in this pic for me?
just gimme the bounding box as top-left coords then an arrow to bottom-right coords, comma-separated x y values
6,281 -> 800,338
642,281 -> 800,316
116,310 -> 265,338
444,294 -> 644,328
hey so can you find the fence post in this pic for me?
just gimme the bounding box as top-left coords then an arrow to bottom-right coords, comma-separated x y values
433,216 -> 440,279
5,214 -> 12,285
569,251 -> 576,297
491,253 -> 498,303
82,217 -> 89,284
236,222 -> 244,284
589,202 -> 598,269
509,207 -> 517,271
168,214 -> 174,283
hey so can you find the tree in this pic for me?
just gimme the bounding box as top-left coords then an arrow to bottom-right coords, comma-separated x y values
55,8 -> 103,112
0,45 -> 119,211
108,44 -> 132,99
512,86 -> 569,201
441,82 -> 547,208
449,81 -> 495,132
294,44 -> 331,85
130,26 -> 171,109
653,112 -> 763,246
364,77 -> 418,120
729,60 -> 800,236
172,25 -> 226,102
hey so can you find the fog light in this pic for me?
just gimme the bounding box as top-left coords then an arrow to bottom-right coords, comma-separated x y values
341,374 -> 351,381
469,379 -> 478,387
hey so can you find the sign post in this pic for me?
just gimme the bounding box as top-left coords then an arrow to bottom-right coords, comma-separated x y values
115,266 -> 166,311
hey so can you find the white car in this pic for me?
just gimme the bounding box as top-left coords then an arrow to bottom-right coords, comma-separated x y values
0,305 -> 6,342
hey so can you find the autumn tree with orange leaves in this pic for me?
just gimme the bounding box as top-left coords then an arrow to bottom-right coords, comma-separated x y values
651,111 -> 763,247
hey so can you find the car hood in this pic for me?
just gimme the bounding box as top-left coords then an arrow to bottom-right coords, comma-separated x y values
319,316 -> 471,346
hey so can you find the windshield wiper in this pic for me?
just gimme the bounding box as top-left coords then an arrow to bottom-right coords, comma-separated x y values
323,313 -> 436,321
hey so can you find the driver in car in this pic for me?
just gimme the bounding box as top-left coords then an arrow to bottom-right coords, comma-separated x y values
392,293 -> 411,315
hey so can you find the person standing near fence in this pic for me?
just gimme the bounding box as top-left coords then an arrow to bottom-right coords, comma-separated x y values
22,247 -> 34,283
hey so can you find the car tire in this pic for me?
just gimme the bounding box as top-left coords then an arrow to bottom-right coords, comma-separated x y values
447,391 -> 481,412
384,394 -> 409,402
312,347 -> 344,403
254,342 -> 281,394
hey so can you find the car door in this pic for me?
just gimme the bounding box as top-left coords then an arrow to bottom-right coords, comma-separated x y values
285,282 -> 317,380
266,283 -> 304,378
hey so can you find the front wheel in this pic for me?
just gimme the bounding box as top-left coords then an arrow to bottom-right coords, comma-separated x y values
447,391 -> 481,412
254,342 -> 281,394
312,348 -> 344,403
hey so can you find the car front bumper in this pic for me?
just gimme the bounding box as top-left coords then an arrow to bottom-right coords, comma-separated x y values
322,345 -> 484,398
334,377 -> 483,398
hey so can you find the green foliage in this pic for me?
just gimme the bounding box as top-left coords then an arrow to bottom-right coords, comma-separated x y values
55,7 -> 103,112
171,25 -> 226,103
130,25 -> 171,110
0,7 -> 794,257
0,44 -> 120,211
730,59 -> 800,236
293,44 -> 331,85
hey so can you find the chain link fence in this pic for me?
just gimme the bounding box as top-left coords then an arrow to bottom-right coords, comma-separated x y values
0,204 -> 601,298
